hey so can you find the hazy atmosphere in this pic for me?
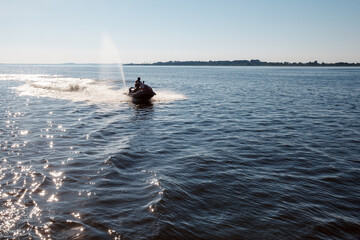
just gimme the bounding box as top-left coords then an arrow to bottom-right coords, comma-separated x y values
1,0 -> 360,64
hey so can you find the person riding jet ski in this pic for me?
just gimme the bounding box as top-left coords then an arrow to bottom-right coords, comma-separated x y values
128,77 -> 156,102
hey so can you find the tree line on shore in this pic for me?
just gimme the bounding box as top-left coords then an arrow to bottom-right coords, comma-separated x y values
127,60 -> 360,67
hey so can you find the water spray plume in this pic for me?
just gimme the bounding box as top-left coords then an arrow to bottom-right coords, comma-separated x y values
100,33 -> 126,88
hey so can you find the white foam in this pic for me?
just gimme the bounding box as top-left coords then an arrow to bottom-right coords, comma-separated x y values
152,90 -> 187,102
3,74 -> 128,103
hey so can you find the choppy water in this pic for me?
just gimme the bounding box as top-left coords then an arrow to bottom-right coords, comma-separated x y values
1,65 -> 360,239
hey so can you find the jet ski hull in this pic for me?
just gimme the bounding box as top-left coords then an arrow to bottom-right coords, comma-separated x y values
128,84 -> 156,103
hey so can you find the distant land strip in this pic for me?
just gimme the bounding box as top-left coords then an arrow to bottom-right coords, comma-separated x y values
126,60 -> 360,67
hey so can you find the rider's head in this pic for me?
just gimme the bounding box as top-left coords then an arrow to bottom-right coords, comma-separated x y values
137,77 -> 141,81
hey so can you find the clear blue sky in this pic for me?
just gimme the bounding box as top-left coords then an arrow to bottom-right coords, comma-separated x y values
1,0 -> 359,63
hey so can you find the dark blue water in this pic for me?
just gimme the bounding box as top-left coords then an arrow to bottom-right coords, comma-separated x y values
1,65 -> 360,239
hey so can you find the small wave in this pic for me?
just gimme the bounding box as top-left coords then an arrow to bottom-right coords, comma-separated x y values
0,74 -> 56,82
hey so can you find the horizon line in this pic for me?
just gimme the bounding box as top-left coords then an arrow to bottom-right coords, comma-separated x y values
1,59 -> 360,65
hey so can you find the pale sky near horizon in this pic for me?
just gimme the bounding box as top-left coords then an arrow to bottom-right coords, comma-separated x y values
1,0 -> 359,64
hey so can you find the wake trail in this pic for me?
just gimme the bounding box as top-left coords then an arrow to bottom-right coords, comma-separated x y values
1,74 -> 186,104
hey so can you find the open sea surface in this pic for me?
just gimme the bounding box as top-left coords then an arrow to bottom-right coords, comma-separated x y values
0,65 -> 360,239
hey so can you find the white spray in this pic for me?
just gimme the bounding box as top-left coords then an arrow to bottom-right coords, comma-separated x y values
5,74 -> 187,104
100,33 -> 126,88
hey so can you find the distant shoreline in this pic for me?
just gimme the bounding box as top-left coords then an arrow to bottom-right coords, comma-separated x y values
127,60 -> 360,67
1,60 -> 360,67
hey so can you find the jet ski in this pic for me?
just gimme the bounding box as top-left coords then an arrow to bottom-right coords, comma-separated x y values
128,83 -> 156,103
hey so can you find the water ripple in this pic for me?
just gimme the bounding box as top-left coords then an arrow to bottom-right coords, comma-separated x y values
1,65 -> 360,239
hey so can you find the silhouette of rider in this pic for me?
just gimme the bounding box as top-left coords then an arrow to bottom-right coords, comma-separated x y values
135,77 -> 141,88
133,77 -> 142,92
